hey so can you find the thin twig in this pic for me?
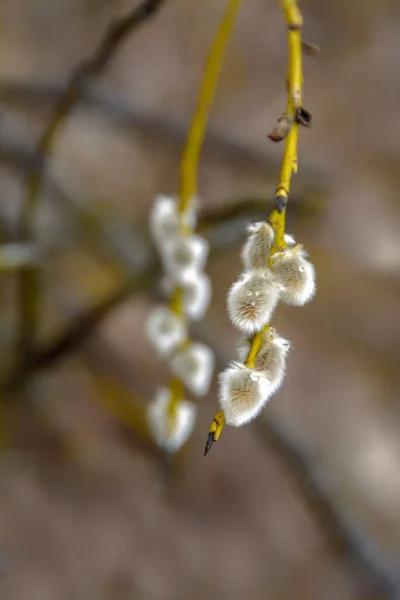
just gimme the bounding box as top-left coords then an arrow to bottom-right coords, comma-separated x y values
165,0 -> 243,425
16,0 -> 168,365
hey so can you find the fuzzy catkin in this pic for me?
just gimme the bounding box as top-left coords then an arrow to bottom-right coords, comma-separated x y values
241,222 -> 274,270
227,270 -> 280,334
238,329 -> 290,395
162,234 -> 209,283
150,195 -> 197,249
170,342 -> 214,397
147,387 -> 197,452
218,362 -> 271,426
161,272 -> 212,321
269,245 -> 315,306
146,305 -> 187,356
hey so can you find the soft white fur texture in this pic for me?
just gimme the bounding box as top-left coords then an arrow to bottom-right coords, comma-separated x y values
170,342 -> 214,397
146,305 -> 187,356
147,388 -> 197,452
270,245 -> 316,306
241,222 -> 274,270
237,330 -> 290,396
149,195 -> 197,249
162,234 -> 209,283
227,270 -> 280,334
218,362 -> 272,427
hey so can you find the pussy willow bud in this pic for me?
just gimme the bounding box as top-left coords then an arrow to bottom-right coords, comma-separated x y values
146,305 -> 187,356
170,342 -> 214,397
227,270 -> 280,334
147,387 -> 197,452
241,222 -> 274,270
149,195 -> 197,249
270,244 -> 316,306
162,234 -> 209,283
161,272 -> 212,321
218,362 -> 272,427
238,328 -> 290,395
284,233 -> 296,247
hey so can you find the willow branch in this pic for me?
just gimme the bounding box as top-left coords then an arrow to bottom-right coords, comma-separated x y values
178,0 -> 243,215
167,0 -> 243,414
205,0 -> 312,455
16,0 -> 168,365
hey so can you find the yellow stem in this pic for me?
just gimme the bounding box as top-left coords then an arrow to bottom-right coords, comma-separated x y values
167,376 -> 184,435
205,0 -> 304,454
269,123 -> 299,251
244,326 -> 269,369
178,0 -> 243,223
166,0 -> 242,446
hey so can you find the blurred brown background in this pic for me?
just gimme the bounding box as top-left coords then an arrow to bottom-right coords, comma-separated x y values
1,0 -> 400,598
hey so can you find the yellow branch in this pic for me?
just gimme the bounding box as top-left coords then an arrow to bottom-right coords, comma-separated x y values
167,1 -> 243,428
269,123 -> 299,250
178,0 -> 243,222
205,0 -> 305,456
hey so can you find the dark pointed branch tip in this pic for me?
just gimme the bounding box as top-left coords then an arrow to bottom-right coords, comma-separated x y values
204,432 -> 217,457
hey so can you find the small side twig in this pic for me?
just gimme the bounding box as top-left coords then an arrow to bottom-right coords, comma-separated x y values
17,0 -> 168,365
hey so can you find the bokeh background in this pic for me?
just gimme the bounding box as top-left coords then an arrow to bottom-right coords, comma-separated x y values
1,0 -> 400,598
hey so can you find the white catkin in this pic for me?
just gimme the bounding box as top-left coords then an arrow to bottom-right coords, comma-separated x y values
149,195 -> 178,247
237,329 -> 290,395
146,305 -> 187,356
241,222 -> 274,270
181,272 -> 212,320
161,272 -> 212,321
227,270 -> 280,334
149,195 -> 197,249
270,244 -> 316,306
218,362 -> 272,427
170,342 -> 214,397
162,234 -> 209,283
284,233 -> 296,247
147,387 -> 197,452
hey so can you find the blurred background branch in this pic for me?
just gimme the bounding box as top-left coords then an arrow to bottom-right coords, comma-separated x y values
15,0 -> 169,367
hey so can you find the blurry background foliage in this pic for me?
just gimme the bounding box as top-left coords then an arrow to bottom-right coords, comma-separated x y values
0,1 -> 400,599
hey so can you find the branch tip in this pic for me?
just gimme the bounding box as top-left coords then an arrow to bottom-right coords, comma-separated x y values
204,432 -> 216,456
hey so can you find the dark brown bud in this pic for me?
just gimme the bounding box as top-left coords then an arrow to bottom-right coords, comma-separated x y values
267,115 -> 293,143
301,39 -> 320,57
295,107 -> 312,127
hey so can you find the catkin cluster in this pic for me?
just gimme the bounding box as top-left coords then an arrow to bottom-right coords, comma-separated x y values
145,195 -> 214,452
219,221 -> 315,427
